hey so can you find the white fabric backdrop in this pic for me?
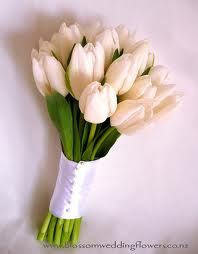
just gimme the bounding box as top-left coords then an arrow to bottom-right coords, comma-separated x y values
0,0 -> 198,253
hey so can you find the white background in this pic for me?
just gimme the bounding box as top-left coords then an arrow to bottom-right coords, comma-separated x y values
0,0 -> 198,253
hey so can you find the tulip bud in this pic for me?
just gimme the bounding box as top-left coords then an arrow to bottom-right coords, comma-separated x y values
39,38 -> 57,56
68,42 -> 105,100
43,56 -> 68,96
110,91 -> 181,136
83,21 -> 104,42
32,54 -> 68,97
32,57 -> 51,96
149,65 -> 169,86
95,28 -> 119,69
116,25 -> 136,52
126,40 -> 150,75
51,22 -> 83,67
105,42 -> 149,95
79,81 -> 117,124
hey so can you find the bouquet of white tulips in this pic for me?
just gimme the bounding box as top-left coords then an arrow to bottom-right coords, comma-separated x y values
31,21 -> 181,246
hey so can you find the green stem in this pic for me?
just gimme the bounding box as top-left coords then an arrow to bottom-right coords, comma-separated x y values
60,230 -> 67,247
71,218 -> 82,245
47,215 -> 57,244
54,218 -> 64,246
65,219 -> 75,242
87,123 -> 97,146
63,219 -> 70,232
37,212 -> 52,241
91,127 -> 115,160
60,219 -> 70,247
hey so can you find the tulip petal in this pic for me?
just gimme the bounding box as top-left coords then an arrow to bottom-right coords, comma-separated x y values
43,56 -> 68,96
120,75 -> 152,100
118,120 -> 150,135
154,84 -> 176,107
106,42 -> 149,95
32,58 -> 51,96
116,25 -> 136,51
69,44 -> 94,99
141,86 -> 157,99
51,23 -> 83,68
153,94 -> 182,119
110,100 -> 145,129
149,65 -> 169,86
95,29 -> 119,69
83,21 -> 104,42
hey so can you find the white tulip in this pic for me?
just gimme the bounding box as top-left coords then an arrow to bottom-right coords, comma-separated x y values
119,65 -> 174,103
111,89 -> 181,135
79,81 -> 117,124
83,21 -> 104,42
51,22 -> 83,67
43,56 -> 68,96
68,42 -> 105,100
38,38 -> 57,56
149,65 -> 169,86
32,53 -> 67,97
95,28 -> 119,69
32,57 -> 51,96
116,25 -> 136,51
105,41 -> 149,95
111,93 -> 181,135
126,40 -> 151,75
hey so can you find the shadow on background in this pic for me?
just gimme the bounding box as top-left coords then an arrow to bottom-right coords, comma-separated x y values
2,10 -> 77,234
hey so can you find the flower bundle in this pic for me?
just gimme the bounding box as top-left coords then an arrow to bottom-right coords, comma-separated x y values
31,21 -> 181,246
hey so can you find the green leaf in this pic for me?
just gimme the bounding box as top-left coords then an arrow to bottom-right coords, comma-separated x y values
81,122 -> 90,153
46,92 -> 73,160
95,118 -> 110,139
112,48 -> 120,62
141,66 -> 152,76
101,77 -> 106,86
93,127 -> 121,159
72,99 -> 81,162
81,140 -> 95,161
142,55 -> 155,76
52,51 -> 58,60
79,113 -> 85,140
120,48 -> 124,56
65,69 -> 74,97
81,36 -> 87,47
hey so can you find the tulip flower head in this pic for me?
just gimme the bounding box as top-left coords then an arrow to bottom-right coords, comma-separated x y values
68,42 -> 105,100
51,22 -> 83,68
31,52 -> 67,97
95,28 -> 120,69
105,41 -> 149,95
115,25 -> 136,52
79,81 -> 117,124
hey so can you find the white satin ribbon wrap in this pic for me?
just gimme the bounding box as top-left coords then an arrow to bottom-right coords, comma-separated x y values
49,152 -> 99,219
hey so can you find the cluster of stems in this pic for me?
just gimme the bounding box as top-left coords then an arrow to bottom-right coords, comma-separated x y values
37,212 -> 82,246
37,123 -> 113,246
